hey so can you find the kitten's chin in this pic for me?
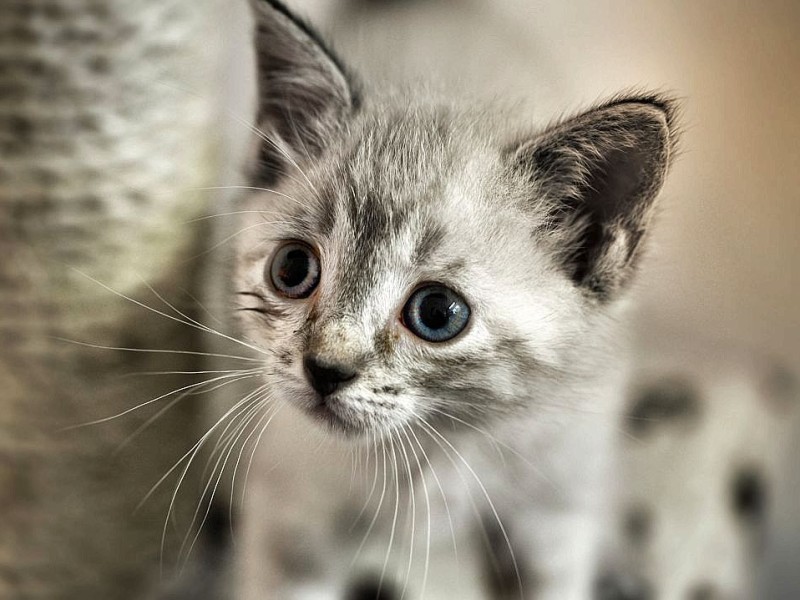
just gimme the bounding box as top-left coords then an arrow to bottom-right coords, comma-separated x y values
303,396 -> 374,439
304,403 -> 359,437
303,395 -> 396,439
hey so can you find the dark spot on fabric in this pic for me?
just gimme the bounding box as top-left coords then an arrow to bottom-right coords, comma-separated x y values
87,4 -> 112,20
766,365 -> 796,397
8,115 -> 33,140
732,467 -> 767,522
203,501 -> 233,550
26,58 -> 48,77
0,141 -> 21,157
0,56 -> 48,79
687,582 -> 718,600
761,363 -> 797,413
76,113 -> 101,133
87,55 -> 111,74
42,3 -> 66,19
78,195 -> 103,213
9,196 -> 56,228
0,454 -> 35,509
334,506 -> 366,538
626,376 -> 700,435
0,84 -> 23,102
270,535 -> 320,579
594,571 -> 653,600
345,574 -> 398,600
33,167 -> 59,186
6,25 -> 38,44
481,514 -> 532,599
623,505 -> 652,546
9,2 -> 35,17
128,190 -> 148,205
58,25 -> 101,44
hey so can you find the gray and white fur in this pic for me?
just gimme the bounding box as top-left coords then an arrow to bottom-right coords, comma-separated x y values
227,1 -> 679,598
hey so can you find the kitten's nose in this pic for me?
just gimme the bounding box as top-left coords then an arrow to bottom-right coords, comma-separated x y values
303,354 -> 358,397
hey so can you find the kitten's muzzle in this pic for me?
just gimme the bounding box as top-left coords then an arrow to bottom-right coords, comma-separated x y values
303,354 -> 358,397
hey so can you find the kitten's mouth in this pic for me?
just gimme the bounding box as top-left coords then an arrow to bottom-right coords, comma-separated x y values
305,395 -> 367,436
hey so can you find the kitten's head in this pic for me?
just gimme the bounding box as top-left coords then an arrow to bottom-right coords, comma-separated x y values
235,0 -> 679,438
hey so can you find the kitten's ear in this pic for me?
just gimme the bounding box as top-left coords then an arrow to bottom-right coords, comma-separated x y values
251,0 -> 360,179
508,95 -> 679,301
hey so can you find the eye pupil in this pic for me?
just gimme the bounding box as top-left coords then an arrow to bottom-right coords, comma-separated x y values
419,293 -> 451,330
278,249 -> 309,287
402,285 -> 470,343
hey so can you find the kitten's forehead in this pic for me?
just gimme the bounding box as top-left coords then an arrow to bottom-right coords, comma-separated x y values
306,108 -> 492,302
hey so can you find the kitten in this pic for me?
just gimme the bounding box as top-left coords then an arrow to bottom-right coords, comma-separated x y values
227,1 -> 678,598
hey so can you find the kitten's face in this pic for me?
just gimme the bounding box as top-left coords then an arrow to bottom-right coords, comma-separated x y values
241,0 -> 675,439
235,108 -> 586,437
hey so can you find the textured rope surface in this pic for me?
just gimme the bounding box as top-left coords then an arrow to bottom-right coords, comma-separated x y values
0,1 -> 226,597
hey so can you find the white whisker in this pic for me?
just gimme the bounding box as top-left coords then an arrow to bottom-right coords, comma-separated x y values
182,219 -> 293,263
180,392 -> 271,566
154,79 -> 317,197
62,371 -> 260,431
52,337 -> 260,363
114,373 -> 259,455
350,436 -> 389,570
184,209 -> 283,224
350,430 -> 380,534
418,417 -> 524,600
188,186 -> 307,208
124,368 -> 260,377
148,388 -> 266,573
396,426 -> 418,600
239,400 -> 286,513
378,433 -> 402,596
69,268 -> 269,359
228,401 -> 282,527
401,424 -> 431,599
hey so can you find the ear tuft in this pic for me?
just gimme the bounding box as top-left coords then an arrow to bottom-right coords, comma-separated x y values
508,93 -> 681,301
251,0 -> 361,182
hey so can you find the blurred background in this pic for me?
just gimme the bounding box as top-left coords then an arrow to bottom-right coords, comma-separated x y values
1,0 -> 797,598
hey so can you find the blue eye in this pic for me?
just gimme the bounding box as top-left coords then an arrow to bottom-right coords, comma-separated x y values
402,284 -> 470,343
269,241 -> 320,299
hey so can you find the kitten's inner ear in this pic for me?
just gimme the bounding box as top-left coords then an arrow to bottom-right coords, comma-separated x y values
508,97 -> 678,301
251,0 -> 360,180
